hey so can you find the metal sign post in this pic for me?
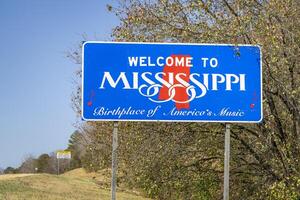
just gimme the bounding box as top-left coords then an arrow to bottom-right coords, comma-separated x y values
223,124 -> 231,200
111,122 -> 118,200
57,158 -> 60,175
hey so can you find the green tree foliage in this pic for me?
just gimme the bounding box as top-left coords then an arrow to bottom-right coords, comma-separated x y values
68,130 -> 84,169
70,0 -> 299,199
79,122 -> 113,172
264,177 -> 300,200
66,126 -> 113,172
36,154 -> 51,173
4,167 -> 17,174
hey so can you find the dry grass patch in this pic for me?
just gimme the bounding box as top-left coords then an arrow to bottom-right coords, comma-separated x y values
0,169 -> 151,200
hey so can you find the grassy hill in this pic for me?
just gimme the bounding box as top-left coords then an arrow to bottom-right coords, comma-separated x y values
0,168 -> 151,200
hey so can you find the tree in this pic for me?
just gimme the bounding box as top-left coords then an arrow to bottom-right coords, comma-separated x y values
18,155 -> 37,173
36,154 -> 51,173
4,167 -> 17,174
109,1 -> 300,199
47,152 -> 60,174
76,122 -> 113,172
68,130 -> 86,169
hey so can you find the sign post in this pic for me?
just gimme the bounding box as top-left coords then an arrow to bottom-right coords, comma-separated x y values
111,122 -> 118,200
223,124 -> 231,200
82,42 -> 262,200
57,158 -> 59,175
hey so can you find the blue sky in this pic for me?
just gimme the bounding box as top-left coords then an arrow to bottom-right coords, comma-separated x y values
0,0 -> 119,169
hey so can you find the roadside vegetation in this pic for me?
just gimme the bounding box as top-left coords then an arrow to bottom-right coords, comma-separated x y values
0,168 -> 150,200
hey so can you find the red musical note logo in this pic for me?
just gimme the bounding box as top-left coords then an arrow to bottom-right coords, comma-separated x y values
87,90 -> 95,106
250,91 -> 258,109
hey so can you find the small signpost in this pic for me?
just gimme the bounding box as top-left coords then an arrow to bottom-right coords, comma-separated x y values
56,150 -> 71,175
82,42 -> 262,200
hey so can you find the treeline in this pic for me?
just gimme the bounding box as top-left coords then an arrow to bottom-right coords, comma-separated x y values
4,154 -> 57,174
3,131 -> 83,175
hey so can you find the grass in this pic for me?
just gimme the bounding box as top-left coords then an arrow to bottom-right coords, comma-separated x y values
0,168 -> 151,200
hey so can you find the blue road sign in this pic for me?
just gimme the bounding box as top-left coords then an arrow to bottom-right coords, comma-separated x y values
82,42 -> 262,123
